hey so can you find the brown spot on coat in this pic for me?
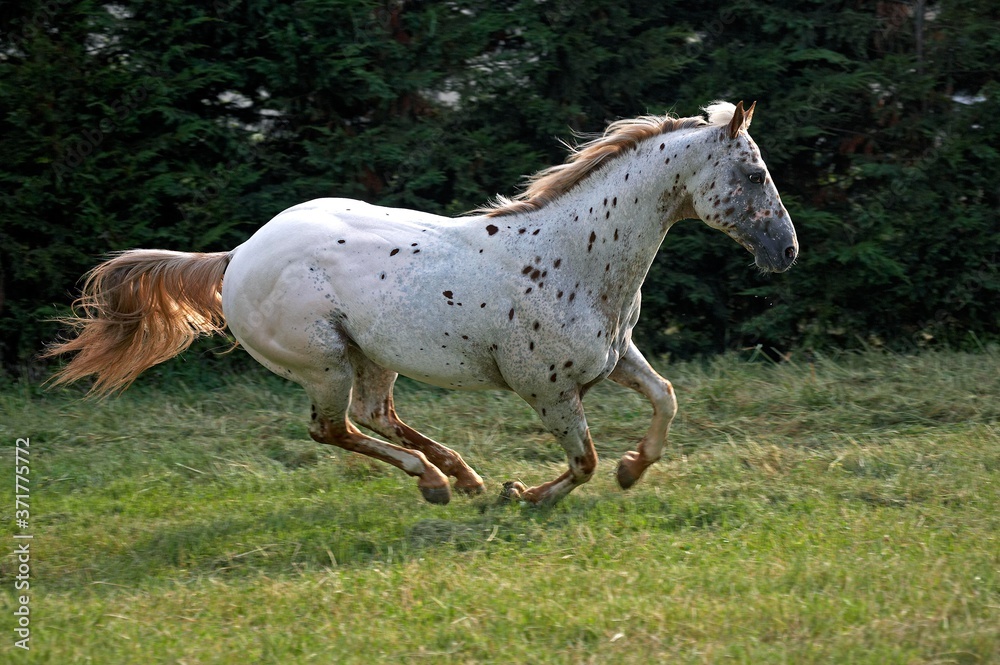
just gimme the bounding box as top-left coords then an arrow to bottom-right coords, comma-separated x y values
390,248 -> 400,256
486,224 -> 499,236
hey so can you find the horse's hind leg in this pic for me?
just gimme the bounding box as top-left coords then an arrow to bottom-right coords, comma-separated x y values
304,365 -> 451,505
348,351 -> 485,495
608,341 -> 678,489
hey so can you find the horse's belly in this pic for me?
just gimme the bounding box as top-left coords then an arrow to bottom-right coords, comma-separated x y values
354,334 -> 511,391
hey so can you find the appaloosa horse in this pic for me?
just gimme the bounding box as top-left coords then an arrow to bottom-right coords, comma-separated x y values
47,101 -> 797,506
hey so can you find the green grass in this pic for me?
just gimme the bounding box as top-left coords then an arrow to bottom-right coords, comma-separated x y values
1,349 -> 998,663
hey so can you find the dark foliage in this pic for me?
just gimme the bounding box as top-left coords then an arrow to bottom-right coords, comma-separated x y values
1,0 -> 997,372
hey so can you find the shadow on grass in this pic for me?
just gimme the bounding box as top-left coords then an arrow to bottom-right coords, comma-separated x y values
43,472 -> 775,593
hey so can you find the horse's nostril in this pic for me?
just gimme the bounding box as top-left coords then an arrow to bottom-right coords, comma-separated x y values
784,245 -> 797,261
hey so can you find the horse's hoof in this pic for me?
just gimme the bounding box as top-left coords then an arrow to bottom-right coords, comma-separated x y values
456,481 -> 486,496
616,462 -> 638,490
616,451 -> 645,490
500,480 -> 526,502
420,484 -> 452,505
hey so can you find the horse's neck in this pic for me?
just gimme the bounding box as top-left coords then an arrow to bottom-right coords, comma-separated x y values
515,128 -> 707,305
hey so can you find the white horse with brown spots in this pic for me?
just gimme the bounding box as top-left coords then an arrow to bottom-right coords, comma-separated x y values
47,101 -> 797,506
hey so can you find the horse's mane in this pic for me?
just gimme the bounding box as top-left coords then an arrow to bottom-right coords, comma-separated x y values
476,102 -> 738,218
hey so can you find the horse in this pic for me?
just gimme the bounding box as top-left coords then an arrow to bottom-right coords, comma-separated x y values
46,100 -> 797,506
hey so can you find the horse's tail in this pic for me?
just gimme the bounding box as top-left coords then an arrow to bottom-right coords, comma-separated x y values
44,249 -> 232,396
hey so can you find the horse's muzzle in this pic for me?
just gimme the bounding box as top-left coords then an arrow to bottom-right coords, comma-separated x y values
754,235 -> 798,273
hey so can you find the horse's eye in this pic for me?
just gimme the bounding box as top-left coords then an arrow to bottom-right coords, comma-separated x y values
748,172 -> 764,184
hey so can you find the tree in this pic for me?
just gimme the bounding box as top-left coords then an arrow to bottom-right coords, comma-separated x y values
2,0 -> 997,374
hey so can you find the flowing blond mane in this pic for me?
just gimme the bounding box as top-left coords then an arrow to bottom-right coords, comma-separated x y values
477,102 -> 738,217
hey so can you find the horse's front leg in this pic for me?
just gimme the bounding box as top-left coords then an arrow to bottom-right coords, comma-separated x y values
501,392 -> 597,505
608,341 -> 678,489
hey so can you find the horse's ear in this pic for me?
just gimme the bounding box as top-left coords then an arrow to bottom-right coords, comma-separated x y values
728,100 -> 745,139
744,101 -> 756,131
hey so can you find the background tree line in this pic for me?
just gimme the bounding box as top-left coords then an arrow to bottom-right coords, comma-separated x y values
1,0 -> 997,374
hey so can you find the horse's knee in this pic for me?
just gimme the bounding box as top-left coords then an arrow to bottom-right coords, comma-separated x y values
349,396 -> 391,431
656,379 -> 678,419
308,411 -> 332,444
571,448 -> 598,482
309,413 -> 358,449
309,423 -> 350,448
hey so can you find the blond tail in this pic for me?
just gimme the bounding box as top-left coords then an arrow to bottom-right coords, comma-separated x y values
44,249 -> 232,396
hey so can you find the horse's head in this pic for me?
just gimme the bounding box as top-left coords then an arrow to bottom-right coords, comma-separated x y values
692,101 -> 798,273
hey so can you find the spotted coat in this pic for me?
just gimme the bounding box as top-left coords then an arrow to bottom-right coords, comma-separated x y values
221,101 -> 798,505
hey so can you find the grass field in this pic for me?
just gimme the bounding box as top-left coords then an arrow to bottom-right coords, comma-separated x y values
1,349 -> 998,663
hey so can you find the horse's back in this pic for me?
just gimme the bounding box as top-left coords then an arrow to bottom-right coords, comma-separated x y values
222,198 -> 512,389
225,197 -> 467,312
